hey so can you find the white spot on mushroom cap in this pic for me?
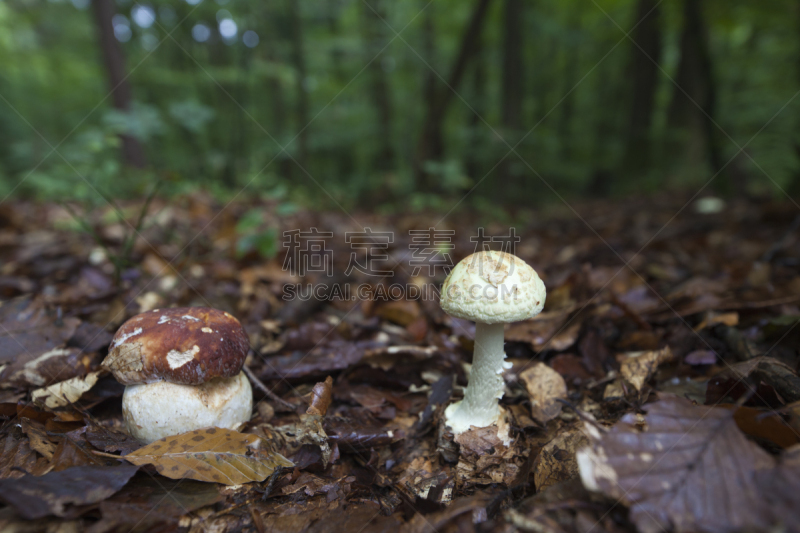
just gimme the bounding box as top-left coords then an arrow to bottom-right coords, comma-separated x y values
182,315 -> 201,322
112,327 -> 143,349
201,327 -> 213,333
158,315 -> 170,324
166,345 -> 200,369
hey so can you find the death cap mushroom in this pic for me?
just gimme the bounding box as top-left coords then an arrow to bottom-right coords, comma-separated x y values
439,250 -> 546,443
440,250 -> 545,323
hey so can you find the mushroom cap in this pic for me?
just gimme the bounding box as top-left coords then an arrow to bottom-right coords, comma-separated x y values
122,371 -> 253,443
440,251 -> 546,324
102,307 -> 249,385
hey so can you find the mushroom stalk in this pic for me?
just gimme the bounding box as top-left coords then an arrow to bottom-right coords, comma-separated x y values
445,322 -> 507,432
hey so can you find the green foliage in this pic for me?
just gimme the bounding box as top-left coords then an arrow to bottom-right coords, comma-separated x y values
0,0 -> 797,210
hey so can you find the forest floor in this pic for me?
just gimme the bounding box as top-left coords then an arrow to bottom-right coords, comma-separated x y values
1,194 -> 799,532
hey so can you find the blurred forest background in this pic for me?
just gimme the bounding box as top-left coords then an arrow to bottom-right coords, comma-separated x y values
0,0 -> 798,212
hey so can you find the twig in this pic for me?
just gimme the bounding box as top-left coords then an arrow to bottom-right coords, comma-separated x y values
242,364 -> 296,411
91,450 -> 125,459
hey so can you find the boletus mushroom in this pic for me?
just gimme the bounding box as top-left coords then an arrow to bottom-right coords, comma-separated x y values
440,250 -> 546,444
102,307 -> 253,443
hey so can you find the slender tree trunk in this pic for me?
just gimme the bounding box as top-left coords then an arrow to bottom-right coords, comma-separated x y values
415,0 -> 493,190
622,0 -> 662,173
91,0 -> 146,168
501,0 -> 523,132
266,2 -> 293,180
557,10 -> 581,161
668,0 -> 724,180
362,0 -> 395,172
498,0 -> 524,186
465,39 -> 486,181
289,0 -> 309,170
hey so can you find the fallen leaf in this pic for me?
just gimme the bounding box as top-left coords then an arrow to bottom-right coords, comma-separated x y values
706,356 -> 800,405
0,427 -> 41,479
123,427 -> 293,485
577,395 -> 798,533
93,474 -> 222,533
306,376 -> 333,416
375,299 -> 420,326
0,464 -> 138,519
603,378 -> 625,401
693,311 -> 739,331
31,371 -> 101,408
520,362 -> 567,423
20,418 -> 55,460
534,425 -> 589,491
506,312 -> 573,351
619,346 -> 673,392
0,298 -> 81,387
85,426 -> 142,456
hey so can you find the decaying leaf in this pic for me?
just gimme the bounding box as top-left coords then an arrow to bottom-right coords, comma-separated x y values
619,346 -> 673,392
534,425 -> 589,491
31,370 -> 101,408
453,424 -> 527,486
706,356 -> 800,404
123,427 -> 293,485
306,375 -> 333,416
577,395 -> 800,533
603,378 -> 625,402
520,362 -> 567,423
94,474 -> 222,533
0,465 -> 138,519
0,298 -> 81,388
20,418 -> 55,460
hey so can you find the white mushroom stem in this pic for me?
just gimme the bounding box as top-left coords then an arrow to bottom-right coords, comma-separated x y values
445,322 -> 509,438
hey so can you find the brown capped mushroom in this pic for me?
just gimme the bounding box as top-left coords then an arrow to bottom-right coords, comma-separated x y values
102,307 -> 253,443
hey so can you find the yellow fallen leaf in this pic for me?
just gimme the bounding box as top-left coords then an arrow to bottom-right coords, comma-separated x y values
31,371 -> 100,409
123,427 -> 293,485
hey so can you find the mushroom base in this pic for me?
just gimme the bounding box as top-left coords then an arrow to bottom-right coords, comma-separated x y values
444,401 -> 511,446
122,371 -> 253,443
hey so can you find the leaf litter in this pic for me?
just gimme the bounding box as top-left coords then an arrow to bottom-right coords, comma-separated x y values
0,196 -> 799,530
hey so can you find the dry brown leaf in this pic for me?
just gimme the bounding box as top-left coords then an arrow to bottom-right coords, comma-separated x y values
534,425 -> 589,491
123,427 -> 293,485
306,376 -> 333,416
520,362 -> 567,423
693,311 -> 739,331
0,465 -> 139,519
0,298 -> 81,387
31,371 -> 100,408
619,346 -> 673,392
577,395 -> 800,533
20,418 -> 55,460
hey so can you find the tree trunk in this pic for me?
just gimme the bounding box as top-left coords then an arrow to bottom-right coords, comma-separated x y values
91,0 -> 146,168
622,0 -> 662,174
498,0 -> 524,185
556,9 -> 581,161
289,0 -> 309,170
667,0 -> 724,180
362,0 -> 395,172
465,38 -> 486,182
501,0 -> 523,132
415,0 -> 493,190
266,2 -> 294,180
